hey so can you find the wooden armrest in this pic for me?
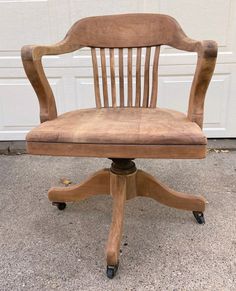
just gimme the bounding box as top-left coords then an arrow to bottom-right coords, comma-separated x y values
170,35 -> 217,128
21,45 -> 58,123
21,39 -> 79,123
187,40 -> 218,128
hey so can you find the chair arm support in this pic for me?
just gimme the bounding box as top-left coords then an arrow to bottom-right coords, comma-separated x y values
187,40 -> 218,128
21,40 -> 80,123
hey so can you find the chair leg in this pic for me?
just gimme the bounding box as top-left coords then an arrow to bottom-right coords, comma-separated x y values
106,173 -> 126,278
136,170 -> 206,212
48,168 -> 110,203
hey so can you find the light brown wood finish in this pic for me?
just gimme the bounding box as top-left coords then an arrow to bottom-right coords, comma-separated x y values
91,48 -> 101,108
63,14 -> 211,49
21,51 -> 58,123
188,41 -> 217,128
27,142 -> 206,159
127,48 -> 133,106
48,166 -> 206,267
100,48 -> 109,107
28,107 -> 208,141
109,48 -> 116,107
135,47 -> 142,107
150,46 -> 160,108
22,14 -> 217,275
142,47 -> 151,107
106,173 -> 126,266
22,13 -> 217,123
48,168 -> 206,214
48,169 -> 110,202
136,170 -> 206,211
119,48 -> 124,107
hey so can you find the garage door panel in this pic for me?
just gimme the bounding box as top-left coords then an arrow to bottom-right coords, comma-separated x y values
0,76 -> 63,140
0,0 -> 235,140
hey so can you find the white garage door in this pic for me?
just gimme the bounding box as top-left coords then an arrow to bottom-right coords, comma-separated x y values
0,0 -> 236,140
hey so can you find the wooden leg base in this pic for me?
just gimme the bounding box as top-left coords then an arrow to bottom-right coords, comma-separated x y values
136,170 -> 206,212
48,168 -> 110,202
48,162 -> 207,273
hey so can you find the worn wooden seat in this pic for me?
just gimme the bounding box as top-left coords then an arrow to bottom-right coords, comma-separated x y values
27,107 -> 207,158
21,13 -> 217,279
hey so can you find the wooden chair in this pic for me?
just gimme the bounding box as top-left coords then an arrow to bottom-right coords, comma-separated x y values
21,13 -> 217,278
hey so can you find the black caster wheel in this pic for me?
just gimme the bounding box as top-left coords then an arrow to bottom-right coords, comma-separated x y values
52,202 -> 66,210
193,211 -> 205,224
106,263 -> 119,279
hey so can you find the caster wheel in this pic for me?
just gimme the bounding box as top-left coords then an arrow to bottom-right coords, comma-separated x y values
193,211 -> 205,224
106,263 -> 119,279
52,202 -> 66,210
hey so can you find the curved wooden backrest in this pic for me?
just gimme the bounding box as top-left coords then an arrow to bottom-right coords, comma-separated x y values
63,14 -> 200,109
66,13 -> 188,48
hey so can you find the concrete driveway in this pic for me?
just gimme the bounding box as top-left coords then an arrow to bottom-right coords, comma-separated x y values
0,151 -> 235,290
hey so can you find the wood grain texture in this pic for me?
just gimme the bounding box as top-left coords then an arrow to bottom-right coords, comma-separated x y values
106,173 -> 126,266
21,13 -> 216,274
150,46 -> 160,108
135,47 -> 142,107
118,48 -> 124,107
46,164 -> 206,268
21,13 -> 217,122
100,48 -> 109,107
27,142 -> 206,159
109,48 -> 116,107
127,48 -> 133,106
48,169 -> 110,202
26,108 -> 207,145
142,47 -> 151,107
21,56 -> 57,123
91,48 -> 101,108
188,40 -> 217,128
63,13 -> 208,49
136,170 -> 206,211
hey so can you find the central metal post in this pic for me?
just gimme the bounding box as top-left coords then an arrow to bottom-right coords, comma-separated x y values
110,158 -> 136,175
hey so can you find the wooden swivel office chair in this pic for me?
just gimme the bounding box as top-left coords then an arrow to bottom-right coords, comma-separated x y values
21,14 -> 217,278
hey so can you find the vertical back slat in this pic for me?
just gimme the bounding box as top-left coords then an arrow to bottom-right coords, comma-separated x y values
91,48 -> 101,108
150,46 -> 160,108
119,48 -> 124,107
142,47 -> 151,107
100,48 -> 109,107
135,47 -> 142,107
127,48 -> 133,106
109,48 -> 116,107
91,45 -> 159,109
